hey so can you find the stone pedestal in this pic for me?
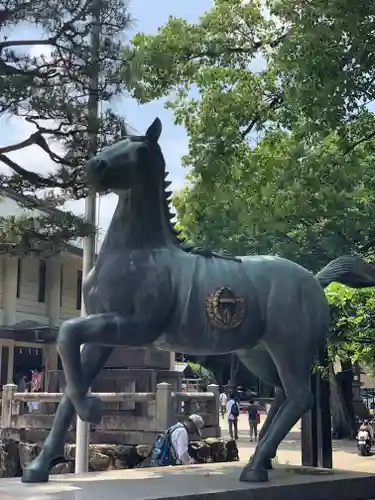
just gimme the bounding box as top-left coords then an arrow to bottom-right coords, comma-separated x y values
30,348 -> 183,446
93,348 -> 182,444
3,464 -> 375,500
105,347 -> 171,370
102,347 -> 181,392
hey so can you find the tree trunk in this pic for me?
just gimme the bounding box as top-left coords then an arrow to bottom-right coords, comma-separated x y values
329,362 -> 356,439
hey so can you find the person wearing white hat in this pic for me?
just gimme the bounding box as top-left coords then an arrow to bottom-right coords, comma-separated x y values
170,414 -> 205,465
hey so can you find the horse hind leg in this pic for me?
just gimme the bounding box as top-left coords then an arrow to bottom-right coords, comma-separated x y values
237,347 -> 285,470
22,344 -> 113,483
257,388 -> 286,444
240,341 -> 314,483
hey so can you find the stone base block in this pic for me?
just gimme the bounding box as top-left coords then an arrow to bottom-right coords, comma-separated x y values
3,463 -> 375,499
105,348 -> 171,370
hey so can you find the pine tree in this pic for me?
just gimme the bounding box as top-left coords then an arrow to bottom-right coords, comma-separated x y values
0,0 -> 131,255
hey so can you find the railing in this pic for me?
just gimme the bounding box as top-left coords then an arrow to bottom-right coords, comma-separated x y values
1,383 -> 220,435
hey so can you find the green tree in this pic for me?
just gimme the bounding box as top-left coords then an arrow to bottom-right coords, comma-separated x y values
124,0 -> 375,266
0,0 -> 131,254
187,361 -> 216,386
124,0 -> 375,436
124,0 -> 283,183
272,0 -> 375,133
174,112 -> 375,271
326,283 -> 375,437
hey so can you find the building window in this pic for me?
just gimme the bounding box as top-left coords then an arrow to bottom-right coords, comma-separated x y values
59,264 -> 63,307
76,270 -> 82,310
16,258 -> 22,298
38,259 -> 47,303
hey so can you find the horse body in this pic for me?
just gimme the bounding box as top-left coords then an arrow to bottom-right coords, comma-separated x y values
154,251 -> 326,355
154,248 -> 263,353
22,117 -> 375,484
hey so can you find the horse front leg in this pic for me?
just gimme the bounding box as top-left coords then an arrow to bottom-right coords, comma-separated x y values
22,344 -> 113,483
56,313 -> 158,424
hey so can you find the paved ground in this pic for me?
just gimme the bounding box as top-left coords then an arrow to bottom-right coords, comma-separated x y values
1,462 -> 375,500
221,413 -> 375,474
0,413 -> 374,499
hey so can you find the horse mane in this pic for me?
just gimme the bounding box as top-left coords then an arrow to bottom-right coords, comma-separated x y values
161,166 -> 241,263
120,128 -> 241,263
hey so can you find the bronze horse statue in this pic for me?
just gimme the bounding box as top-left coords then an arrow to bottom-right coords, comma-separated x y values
23,118 -> 375,483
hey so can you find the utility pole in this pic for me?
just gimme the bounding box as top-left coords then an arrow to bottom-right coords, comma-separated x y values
75,0 -> 101,475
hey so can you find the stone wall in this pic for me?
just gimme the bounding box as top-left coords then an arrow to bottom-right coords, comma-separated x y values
0,438 -> 239,477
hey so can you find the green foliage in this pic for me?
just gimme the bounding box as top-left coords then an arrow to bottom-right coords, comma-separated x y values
123,0 -> 283,185
174,111 -> 375,270
272,0 -> 375,131
187,361 -> 216,385
0,0 -> 131,254
124,0 -> 375,268
326,283 -> 375,372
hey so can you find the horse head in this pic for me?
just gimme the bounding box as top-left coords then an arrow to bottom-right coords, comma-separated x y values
86,117 -> 164,194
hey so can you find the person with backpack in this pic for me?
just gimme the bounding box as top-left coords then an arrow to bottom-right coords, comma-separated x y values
150,414 -> 205,467
226,394 -> 239,440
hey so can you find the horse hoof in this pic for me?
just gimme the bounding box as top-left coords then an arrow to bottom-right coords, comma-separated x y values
250,455 -> 273,470
79,396 -> 103,424
22,463 -> 49,483
240,465 -> 268,483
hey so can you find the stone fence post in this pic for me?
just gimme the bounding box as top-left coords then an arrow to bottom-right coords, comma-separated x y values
207,384 -> 220,429
155,382 -> 173,432
1,383 -> 17,428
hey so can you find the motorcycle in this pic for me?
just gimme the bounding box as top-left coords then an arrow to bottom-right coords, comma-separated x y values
357,420 -> 375,456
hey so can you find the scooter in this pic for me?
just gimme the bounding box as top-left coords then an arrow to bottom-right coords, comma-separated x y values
357,419 -> 375,456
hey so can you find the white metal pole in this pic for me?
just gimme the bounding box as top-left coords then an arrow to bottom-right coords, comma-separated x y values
75,0 -> 101,475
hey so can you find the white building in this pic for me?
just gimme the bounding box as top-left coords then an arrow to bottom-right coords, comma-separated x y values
0,190 -> 85,386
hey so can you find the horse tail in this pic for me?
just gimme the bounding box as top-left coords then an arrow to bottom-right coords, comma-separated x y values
315,255 -> 375,289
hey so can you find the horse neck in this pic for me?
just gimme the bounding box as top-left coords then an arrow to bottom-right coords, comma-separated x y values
99,180 -> 177,254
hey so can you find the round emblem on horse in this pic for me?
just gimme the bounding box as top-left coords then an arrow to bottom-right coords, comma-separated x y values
205,286 -> 246,330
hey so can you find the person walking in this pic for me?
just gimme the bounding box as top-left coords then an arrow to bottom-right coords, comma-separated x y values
247,399 -> 260,442
219,390 -> 227,419
226,394 -> 239,440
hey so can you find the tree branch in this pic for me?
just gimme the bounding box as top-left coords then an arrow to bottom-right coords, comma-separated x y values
0,154 -> 73,189
343,130 -> 375,156
0,3 -> 31,25
0,58 -> 40,76
0,130 -> 70,166
241,94 -> 283,138
0,132 -> 40,154
183,31 -> 290,62
0,38 -> 56,51
25,117 -> 73,137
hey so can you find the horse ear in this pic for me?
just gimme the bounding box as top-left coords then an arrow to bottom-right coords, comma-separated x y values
146,118 -> 162,143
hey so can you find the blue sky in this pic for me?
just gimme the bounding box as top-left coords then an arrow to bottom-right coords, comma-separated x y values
0,0 -> 213,235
